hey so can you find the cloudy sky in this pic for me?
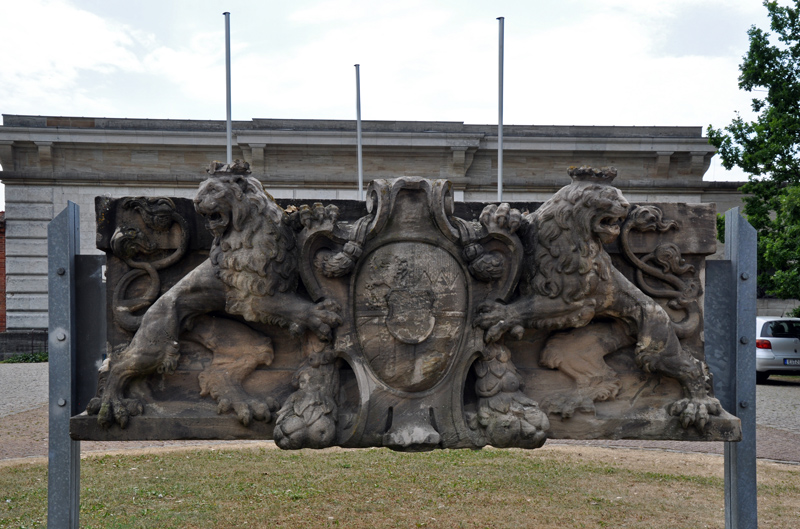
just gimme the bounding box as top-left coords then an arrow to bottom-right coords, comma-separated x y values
0,0 -> 776,207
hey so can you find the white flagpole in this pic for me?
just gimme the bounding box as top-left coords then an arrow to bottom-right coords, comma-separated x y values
497,16 -> 504,202
224,12 -> 232,164
355,64 -> 364,200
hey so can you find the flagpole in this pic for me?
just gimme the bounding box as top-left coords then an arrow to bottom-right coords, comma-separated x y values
355,64 -> 364,200
497,16 -> 504,202
224,11 -> 232,164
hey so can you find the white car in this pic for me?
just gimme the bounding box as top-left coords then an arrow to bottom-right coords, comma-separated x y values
756,316 -> 800,383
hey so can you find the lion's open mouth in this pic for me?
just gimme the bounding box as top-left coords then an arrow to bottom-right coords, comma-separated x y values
599,214 -> 624,227
199,209 -> 229,236
594,212 -> 626,243
598,212 -> 626,230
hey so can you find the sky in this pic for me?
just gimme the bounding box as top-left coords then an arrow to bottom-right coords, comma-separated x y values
0,0 -> 779,209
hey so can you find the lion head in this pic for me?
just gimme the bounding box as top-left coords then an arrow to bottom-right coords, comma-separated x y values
194,172 -> 298,322
111,226 -> 154,260
522,175 -> 630,303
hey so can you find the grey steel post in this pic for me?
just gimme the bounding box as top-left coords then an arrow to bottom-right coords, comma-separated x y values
47,202 -> 81,528
706,207 -> 757,529
224,11 -> 232,164
497,16 -> 504,202
355,64 -> 364,200
724,208 -> 758,529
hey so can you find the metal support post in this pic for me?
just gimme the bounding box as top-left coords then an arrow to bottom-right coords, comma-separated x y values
47,202 -> 81,528
705,207 -> 757,529
355,64 -> 363,200
497,16 -> 504,202
224,11 -> 232,164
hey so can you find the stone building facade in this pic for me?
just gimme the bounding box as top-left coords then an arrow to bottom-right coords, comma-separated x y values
0,114 -> 743,337
0,211 -> 5,331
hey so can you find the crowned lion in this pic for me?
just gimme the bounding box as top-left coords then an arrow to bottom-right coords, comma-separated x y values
88,161 -> 341,428
475,166 -> 722,431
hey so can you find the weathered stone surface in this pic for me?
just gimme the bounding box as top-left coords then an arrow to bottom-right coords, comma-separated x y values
73,164 -> 741,448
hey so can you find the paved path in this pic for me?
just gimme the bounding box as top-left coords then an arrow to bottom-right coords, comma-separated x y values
0,363 -> 49,418
756,377 -> 800,434
2,363 -> 799,463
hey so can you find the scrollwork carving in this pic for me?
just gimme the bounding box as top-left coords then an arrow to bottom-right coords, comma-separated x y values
110,197 -> 190,332
619,206 -> 702,339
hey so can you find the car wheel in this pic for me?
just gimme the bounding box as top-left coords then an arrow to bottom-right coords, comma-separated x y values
756,372 -> 770,384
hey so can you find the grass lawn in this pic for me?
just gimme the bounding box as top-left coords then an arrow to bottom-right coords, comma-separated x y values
1,444 -> 798,528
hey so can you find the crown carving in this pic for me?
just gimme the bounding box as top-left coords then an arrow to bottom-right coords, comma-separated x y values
207,159 -> 251,175
567,166 -> 617,184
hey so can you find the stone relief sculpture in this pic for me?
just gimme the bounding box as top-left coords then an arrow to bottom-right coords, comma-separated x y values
78,163 -> 741,449
474,167 -> 721,432
87,160 -> 341,428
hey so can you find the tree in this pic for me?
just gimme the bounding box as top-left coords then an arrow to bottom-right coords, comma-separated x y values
708,0 -> 800,315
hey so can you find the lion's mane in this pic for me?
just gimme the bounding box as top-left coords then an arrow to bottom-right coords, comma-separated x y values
522,182 -> 628,303
196,174 -> 298,323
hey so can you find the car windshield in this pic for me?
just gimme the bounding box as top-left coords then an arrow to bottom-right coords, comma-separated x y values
762,320 -> 800,338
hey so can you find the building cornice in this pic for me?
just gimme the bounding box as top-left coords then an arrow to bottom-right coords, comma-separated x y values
0,169 -> 745,191
2,114 -> 706,138
0,126 -> 715,154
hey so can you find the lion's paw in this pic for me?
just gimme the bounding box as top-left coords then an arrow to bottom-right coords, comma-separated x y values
86,397 -> 102,416
474,301 -> 524,343
217,396 -> 278,426
92,397 -> 144,429
540,392 -> 596,419
294,203 -> 340,230
668,397 -> 723,432
305,299 -> 343,341
200,372 -> 278,426
479,203 -> 522,234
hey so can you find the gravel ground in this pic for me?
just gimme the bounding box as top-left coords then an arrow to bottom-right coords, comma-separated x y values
756,377 -> 800,434
0,363 -> 49,418
2,363 -> 799,463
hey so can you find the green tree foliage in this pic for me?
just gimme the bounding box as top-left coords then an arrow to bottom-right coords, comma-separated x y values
708,0 -> 800,314
765,185 -> 800,302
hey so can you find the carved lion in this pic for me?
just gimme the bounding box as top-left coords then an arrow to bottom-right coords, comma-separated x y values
476,167 -> 722,431
195,173 -> 301,326
88,163 -> 341,428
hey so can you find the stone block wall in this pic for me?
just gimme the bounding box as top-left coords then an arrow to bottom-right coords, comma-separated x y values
4,184 -> 52,330
757,298 -> 800,317
0,330 -> 47,361
0,211 -> 5,332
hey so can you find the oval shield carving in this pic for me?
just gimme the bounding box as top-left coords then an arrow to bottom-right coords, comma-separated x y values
355,242 -> 467,392
385,289 -> 436,344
